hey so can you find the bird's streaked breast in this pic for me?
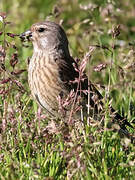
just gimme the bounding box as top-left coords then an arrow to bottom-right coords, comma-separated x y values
28,51 -> 66,114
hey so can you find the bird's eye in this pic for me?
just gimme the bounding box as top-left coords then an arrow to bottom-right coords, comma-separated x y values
38,28 -> 45,33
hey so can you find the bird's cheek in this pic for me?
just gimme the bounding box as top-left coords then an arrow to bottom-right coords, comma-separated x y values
40,38 -> 48,48
31,32 -> 38,41
33,41 -> 41,51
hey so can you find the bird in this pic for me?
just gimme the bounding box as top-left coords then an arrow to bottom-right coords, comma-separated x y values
20,21 -> 133,137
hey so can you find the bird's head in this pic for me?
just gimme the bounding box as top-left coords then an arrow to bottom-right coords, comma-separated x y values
20,21 -> 69,54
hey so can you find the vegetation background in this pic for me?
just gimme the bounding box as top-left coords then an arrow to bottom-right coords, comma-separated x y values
0,0 -> 135,179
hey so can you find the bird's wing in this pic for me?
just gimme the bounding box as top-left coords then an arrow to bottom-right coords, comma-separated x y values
56,56 -> 133,136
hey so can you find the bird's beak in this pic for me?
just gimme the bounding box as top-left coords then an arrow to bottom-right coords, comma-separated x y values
19,30 -> 32,42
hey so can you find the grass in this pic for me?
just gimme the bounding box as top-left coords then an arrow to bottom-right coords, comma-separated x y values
0,0 -> 135,179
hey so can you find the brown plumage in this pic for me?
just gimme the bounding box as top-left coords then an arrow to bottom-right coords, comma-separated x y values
20,21 -> 133,135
